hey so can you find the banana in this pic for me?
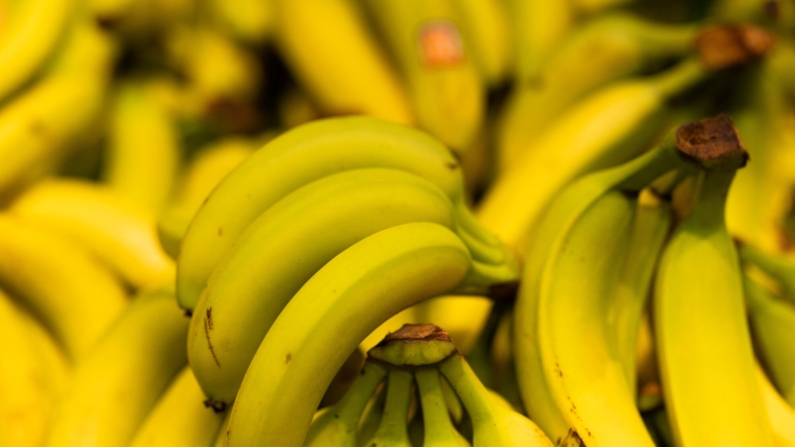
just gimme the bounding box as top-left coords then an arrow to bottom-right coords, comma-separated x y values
654,117 -> 774,445
188,167 -> 475,406
102,79 -> 182,213
224,222 -> 474,446
744,274 -> 795,406
513,126 -> 699,444
496,12 -> 699,174
0,20 -> 115,200
273,0 -> 413,125
0,286 -> 69,447
128,366 -> 225,447
9,178 -> 174,290
453,0 -> 511,86
361,0 -> 484,154
211,411 -> 231,447
438,352 -> 554,447
45,288 -> 189,447
176,116 -> 506,311
0,213 -> 128,360
207,0 -> 274,45
570,0 -> 635,14
361,369 -> 414,447
416,367 -> 471,447
758,363 -> 795,447
157,137 -> 255,258
305,359 -> 388,447
357,384 -> 387,447
0,0 -> 72,102
740,243 -> 795,303
477,25 -> 773,257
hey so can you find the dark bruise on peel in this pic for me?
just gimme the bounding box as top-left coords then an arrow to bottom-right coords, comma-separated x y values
218,227 -> 223,236
286,353 -> 291,364
675,114 -> 748,170
204,307 -> 221,367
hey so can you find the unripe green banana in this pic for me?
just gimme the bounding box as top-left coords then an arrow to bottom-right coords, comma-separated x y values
189,168 -> 464,407
224,222 -> 474,446
361,0 -> 485,154
305,360 -> 388,447
654,116 -> 774,445
273,0 -> 413,125
176,116 -> 506,311
128,366 -> 225,447
416,367 -> 471,447
361,369 -> 414,447
45,287 -> 189,447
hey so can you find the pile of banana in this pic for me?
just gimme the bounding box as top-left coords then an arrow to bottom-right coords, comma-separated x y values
1,0 -> 795,446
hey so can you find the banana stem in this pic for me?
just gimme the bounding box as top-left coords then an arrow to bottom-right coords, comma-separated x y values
335,360 -> 390,423
368,369 -> 414,444
438,353 -> 494,427
739,244 -> 795,303
650,57 -> 708,99
416,367 -> 467,446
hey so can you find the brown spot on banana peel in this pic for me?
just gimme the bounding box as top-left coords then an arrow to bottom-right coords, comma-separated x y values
286,353 -> 291,364
376,323 -> 452,344
204,308 -> 221,368
695,24 -> 775,70
675,114 -> 749,171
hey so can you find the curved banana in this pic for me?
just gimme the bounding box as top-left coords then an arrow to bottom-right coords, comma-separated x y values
0,287 -> 69,447
439,352 -> 554,446
157,137 -> 255,258
128,366 -> 225,447
45,288 -> 189,447
189,168 -> 463,406
744,274 -> 795,406
758,363 -> 795,447
273,0 -> 413,125
225,222 -> 473,446
496,13 -> 699,174
416,367 -> 471,447
361,0 -> 484,154
361,369 -> 414,447
453,0 -> 511,87
0,213 -> 128,360
207,0 -> 274,45
102,79 -> 181,213
305,359 -> 388,447
176,116 -> 504,311
0,0 -> 72,102
654,117 -> 774,445
9,178 -> 174,290
513,127 -> 698,444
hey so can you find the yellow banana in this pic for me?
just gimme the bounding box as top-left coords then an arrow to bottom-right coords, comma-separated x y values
273,0 -> 413,125
128,366 -> 225,447
45,288 -> 189,447
362,0 -> 485,154
758,363 -> 795,447
0,213 -> 128,360
9,178 -> 174,290
453,0 -> 511,87
207,0 -> 274,45
225,222 -> 474,446
654,116 -> 774,445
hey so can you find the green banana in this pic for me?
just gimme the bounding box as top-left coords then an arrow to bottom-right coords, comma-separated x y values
305,359 -> 388,447
188,167 -> 503,407
439,352 -> 554,446
513,126 -> 700,444
496,12 -> 700,174
357,383 -> 387,447
176,116 -> 506,311
416,367 -> 471,447
0,213 -> 128,360
128,366 -> 225,447
361,0 -> 485,154
744,274 -> 795,406
0,0 -> 73,102
361,369 -> 415,447
9,178 -> 175,291
224,222 -> 474,446
654,116 -> 774,445
45,288 -> 189,447
273,0 -> 413,125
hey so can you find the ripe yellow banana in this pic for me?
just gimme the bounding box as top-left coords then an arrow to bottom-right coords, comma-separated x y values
496,12 -> 699,174
0,213 -> 128,360
128,366 -> 225,447
225,222 -> 473,446
360,369 -> 414,447
45,288 -> 189,447
361,0 -> 485,154
416,367 -> 471,447
189,167 -> 480,407
273,0 -> 412,125
207,0 -> 274,45
453,0 -> 511,86
758,363 -> 795,447
176,116 -> 506,311
0,0 -> 72,102
102,79 -> 182,213
439,352 -> 554,446
9,178 -> 174,290
514,127 -> 699,444
305,359 -> 388,447
0,286 -> 69,447
654,116 -> 774,445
